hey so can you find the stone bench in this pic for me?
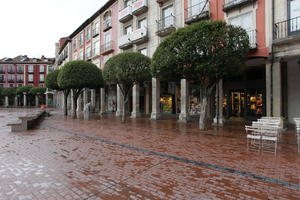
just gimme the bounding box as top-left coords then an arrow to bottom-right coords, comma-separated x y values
7,110 -> 46,132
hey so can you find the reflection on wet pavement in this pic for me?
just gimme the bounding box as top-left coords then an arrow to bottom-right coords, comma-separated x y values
0,109 -> 299,199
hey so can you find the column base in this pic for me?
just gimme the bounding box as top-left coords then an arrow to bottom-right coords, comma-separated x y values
212,117 -> 224,126
178,113 -> 189,122
131,112 -> 141,118
150,112 -> 160,120
116,111 -> 122,117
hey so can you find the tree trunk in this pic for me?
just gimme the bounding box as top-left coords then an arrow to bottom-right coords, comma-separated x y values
72,94 -> 77,119
63,92 -> 68,116
122,97 -> 128,123
199,96 -> 208,130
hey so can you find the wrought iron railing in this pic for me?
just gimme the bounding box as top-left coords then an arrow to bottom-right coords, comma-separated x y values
274,16 -> 300,40
157,15 -> 175,32
185,1 -> 209,18
100,41 -> 114,53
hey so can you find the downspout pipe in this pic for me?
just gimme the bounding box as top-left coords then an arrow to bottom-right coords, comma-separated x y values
270,0 -> 275,117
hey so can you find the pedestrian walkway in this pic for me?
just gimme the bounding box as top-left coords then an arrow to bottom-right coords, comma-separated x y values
0,109 -> 299,199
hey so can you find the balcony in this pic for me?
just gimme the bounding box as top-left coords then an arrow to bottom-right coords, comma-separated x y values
103,20 -> 112,32
17,70 -> 24,74
132,0 -> 148,16
0,70 -> 4,74
8,79 -> 15,83
0,79 -> 4,83
223,0 -> 256,12
119,34 -> 132,49
156,15 -> 176,37
185,1 -> 210,24
100,41 -> 114,55
85,52 -> 92,61
17,79 -> 23,83
131,27 -> 148,44
156,0 -> 169,3
247,29 -> 257,50
274,16 -> 300,44
119,6 -> 133,23
8,70 -> 15,74
92,28 -> 99,37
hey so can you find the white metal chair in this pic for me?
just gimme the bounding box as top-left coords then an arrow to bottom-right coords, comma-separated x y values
261,126 -> 279,154
245,125 -> 262,152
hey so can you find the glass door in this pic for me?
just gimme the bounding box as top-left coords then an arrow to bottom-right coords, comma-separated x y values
230,90 -> 245,120
289,0 -> 300,34
162,6 -> 174,28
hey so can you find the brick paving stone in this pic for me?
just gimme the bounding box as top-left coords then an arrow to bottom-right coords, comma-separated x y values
0,109 -> 299,199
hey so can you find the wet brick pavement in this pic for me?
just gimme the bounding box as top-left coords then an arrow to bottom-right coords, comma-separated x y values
0,108 -> 299,199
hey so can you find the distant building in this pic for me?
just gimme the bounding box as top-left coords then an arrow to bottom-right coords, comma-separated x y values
0,55 -> 54,88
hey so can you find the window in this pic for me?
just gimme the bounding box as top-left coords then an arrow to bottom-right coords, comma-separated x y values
93,40 -> 100,56
105,32 -> 111,46
229,12 -> 254,45
86,28 -> 91,41
17,66 -> 23,73
104,11 -> 112,29
79,33 -> 84,45
79,50 -> 84,60
138,48 -> 147,56
8,75 -> 14,81
28,74 -> 33,82
18,84 -> 22,87
0,75 -> 4,81
9,84 -> 14,87
40,65 -> 44,73
162,6 -> 174,28
40,74 -> 44,82
8,65 -> 14,73
289,0 -> 300,33
138,18 -> 147,28
93,22 -> 100,36
17,75 -> 23,81
28,65 -> 34,73
73,40 -> 77,49
0,65 -> 3,72
124,25 -> 132,35
86,46 -> 91,58
189,0 -> 206,17
124,0 -> 131,7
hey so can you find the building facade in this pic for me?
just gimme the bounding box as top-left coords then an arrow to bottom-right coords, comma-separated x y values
54,0 -> 300,125
0,55 -> 54,88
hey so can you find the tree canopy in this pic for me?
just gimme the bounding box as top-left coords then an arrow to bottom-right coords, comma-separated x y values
151,20 -> 250,83
29,87 -> 46,96
58,61 -> 103,90
103,52 -> 151,122
46,69 -> 60,90
16,86 -> 33,95
2,87 -> 17,97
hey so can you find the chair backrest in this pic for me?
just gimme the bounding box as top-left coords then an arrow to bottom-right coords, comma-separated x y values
245,125 -> 261,135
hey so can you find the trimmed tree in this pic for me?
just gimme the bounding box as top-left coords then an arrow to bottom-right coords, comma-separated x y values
57,61 -> 103,118
17,86 -> 33,107
2,87 -> 17,97
152,21 -> 250,130
29,87 -> 46,105
46,69 -> 70,115
103,52 -> 151,122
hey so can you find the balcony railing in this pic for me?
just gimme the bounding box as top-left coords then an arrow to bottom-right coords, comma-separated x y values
119,34 -> 132,49
17,70 -> 23,74
274,16 -> 300,40
156,15 -> 176,37
92,28 -> 99,37
247,29 -> 257,49
92,47 -> 100,57
8,79 -> 15,83
0,70 -> 4,74
103,19 -> 112,31
132,0 -> 148,16
223,0 -> 256,12
131,27 -> 148,44
8,69 -> 15,74
100,41 -> 114,54
119,6 -> 133,23
17,79 -> 23,83
185,1 -> 210,24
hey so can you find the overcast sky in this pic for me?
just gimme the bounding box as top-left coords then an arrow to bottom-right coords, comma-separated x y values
0,0 -> 107,59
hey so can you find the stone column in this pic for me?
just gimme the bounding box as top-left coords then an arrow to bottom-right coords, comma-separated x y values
70,90 -> 74,113
151,78 -> 160,120
179,79 -> 189,122
83,89 -> 88,106
116,84 -> 123,117
45,93 -> 49,107
77,94 -> 82,118
266,63 -> 272,116
272,62 -> 282,117
91,89 -> 96,111
35,96 -> 39,107
100,88 -> 106,115
23,93 -> 27,107
131,83 -> 141,118
14,96 -> 18,107
145,86 -> 150,115
5,96 -> 9,108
